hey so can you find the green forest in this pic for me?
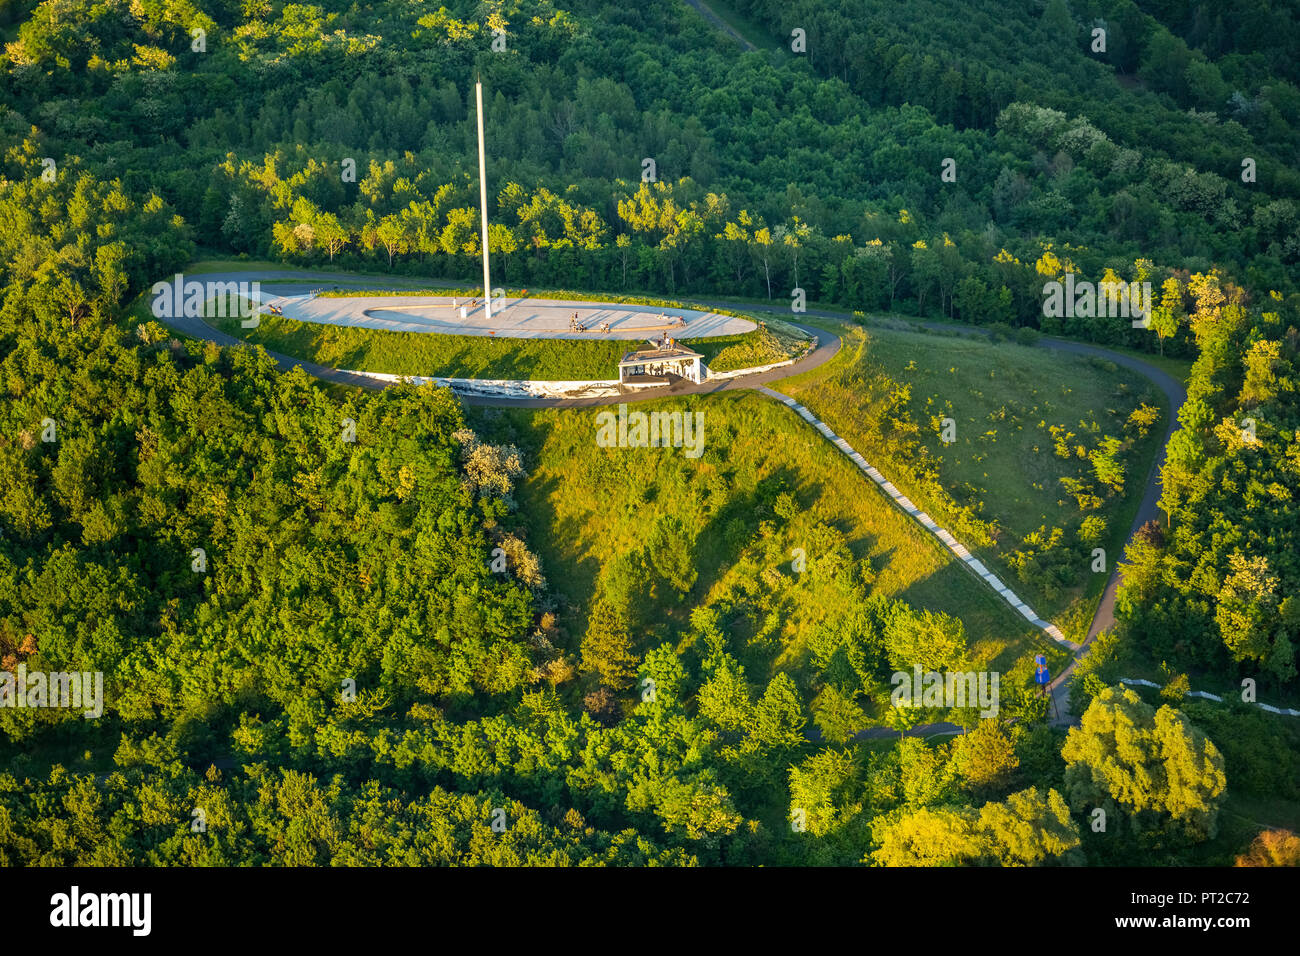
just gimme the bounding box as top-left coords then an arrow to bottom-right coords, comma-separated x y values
1,0 -> 1298,869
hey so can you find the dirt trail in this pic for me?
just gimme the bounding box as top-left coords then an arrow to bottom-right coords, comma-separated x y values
683,0 -> 758,51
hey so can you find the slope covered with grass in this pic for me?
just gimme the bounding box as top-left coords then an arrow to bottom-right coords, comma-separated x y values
777,320 -> 1167,639
212,309 -> 628,380
470,390 -> 1059,704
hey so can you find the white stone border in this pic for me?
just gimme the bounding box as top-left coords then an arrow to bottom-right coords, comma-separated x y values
701,333 -> 817,381
702,357 -> 797,380
758,388 -> 1078,651
341,369 -> 667,399
252,290 -> 817,396
1119,678 -> 1300,717
337,344 -> 815,399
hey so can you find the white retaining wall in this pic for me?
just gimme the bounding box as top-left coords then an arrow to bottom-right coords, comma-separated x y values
341,369 -> 666,399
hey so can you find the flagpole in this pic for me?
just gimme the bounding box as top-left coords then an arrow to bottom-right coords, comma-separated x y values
475,76 -> 492,319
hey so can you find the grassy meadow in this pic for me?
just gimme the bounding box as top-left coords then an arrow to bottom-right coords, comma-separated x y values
775,319 -> 1168,641
687,317 -> 812,371
468,390 -> 1065,723
211,309 -> 628,380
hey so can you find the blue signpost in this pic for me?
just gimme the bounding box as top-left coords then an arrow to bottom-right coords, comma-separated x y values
1035,654 -> 1058,719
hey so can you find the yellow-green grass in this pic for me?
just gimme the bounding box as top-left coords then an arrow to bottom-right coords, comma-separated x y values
210,309 -> 628,380
476,390 -> 1058,709
841,309 -> 1197,383
773,323 -> 1167,639
312,286 -> 810,371
180,262 -> 811,374
687,318 -> 811,372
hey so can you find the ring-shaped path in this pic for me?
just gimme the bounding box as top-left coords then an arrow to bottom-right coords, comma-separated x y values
162,269 -> 1185,725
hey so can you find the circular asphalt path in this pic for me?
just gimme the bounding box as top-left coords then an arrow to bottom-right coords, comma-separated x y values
161,271 -> 1186,724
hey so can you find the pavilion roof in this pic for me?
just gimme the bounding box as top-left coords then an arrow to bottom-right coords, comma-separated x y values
618,344 -> 703,365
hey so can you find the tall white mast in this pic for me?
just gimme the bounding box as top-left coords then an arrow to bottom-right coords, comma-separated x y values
475,76 -> 492,319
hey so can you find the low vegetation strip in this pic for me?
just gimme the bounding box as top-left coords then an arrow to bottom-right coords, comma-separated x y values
775,324 -> 1166,643
755,386 -> 1077,652
211,308 -> 627,380
689,317 -> 812,372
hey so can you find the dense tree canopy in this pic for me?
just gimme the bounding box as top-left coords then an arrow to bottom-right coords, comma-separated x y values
1,0 -> 1296,868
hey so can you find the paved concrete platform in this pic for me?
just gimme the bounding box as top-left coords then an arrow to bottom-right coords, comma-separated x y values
267,292 -> 755,340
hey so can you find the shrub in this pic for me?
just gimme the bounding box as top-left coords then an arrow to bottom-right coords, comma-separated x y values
1078,514 -> 1107,546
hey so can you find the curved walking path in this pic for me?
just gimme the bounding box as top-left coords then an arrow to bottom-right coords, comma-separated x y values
1034,341 -> 1185,721
162,270 -> 1193,726
763,307 -> 1189,724
305,293 -> 754,339
156,270 -> 840,408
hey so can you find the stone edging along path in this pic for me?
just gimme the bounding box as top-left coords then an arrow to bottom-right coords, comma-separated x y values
335,356 -> 805,400
1118,678 -> 1300,718
752,359 -> 1297,722
756,338 -> 1298,724
158,278 -> 1118,694
754,387 -> 1079,653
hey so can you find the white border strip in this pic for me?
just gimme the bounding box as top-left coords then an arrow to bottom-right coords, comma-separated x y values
758,388 -> 1079,651
1119,677 -> 1300,717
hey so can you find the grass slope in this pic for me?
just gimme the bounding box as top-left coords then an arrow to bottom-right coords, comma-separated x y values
470,390 -> 1059,713
688,317 -> 811,371
212,310 -> 628,380
776,319 -> 1168,640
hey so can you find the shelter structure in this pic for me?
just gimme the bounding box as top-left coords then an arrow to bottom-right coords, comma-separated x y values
618,341 -> 703,384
